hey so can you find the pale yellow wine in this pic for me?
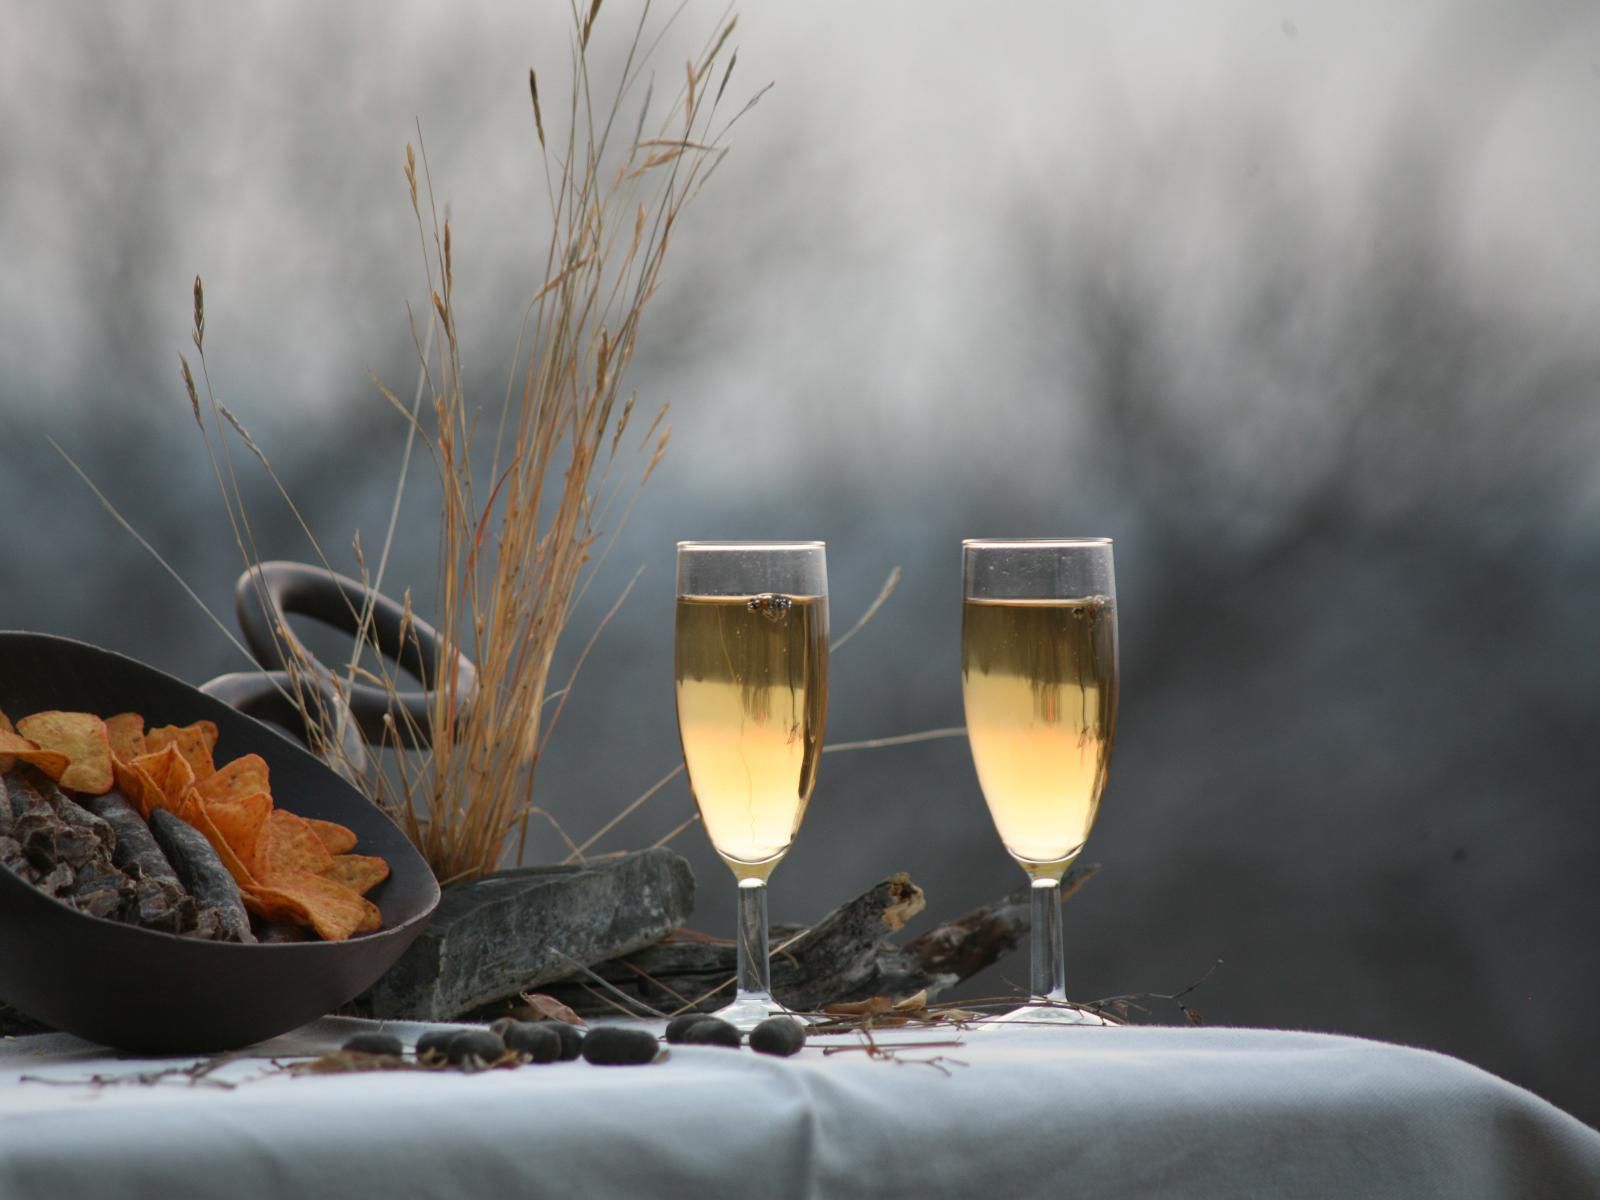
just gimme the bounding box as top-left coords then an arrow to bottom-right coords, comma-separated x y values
675,594 -> 828,880
961,596 -> 1118,878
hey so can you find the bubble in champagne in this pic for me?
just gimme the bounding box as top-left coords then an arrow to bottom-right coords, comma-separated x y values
747,593 -> 792,623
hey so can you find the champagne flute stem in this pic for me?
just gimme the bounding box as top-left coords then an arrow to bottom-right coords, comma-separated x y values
1030,875 -> 1067,1002
735,877 -> 772,1002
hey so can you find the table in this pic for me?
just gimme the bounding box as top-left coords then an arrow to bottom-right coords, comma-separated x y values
3,1018 -> 1597,1199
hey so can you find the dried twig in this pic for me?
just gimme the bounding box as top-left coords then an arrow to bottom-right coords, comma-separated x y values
20,1052 -> 247,1090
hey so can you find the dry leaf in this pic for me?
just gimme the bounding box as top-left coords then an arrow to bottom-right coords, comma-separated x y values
822,996 -> 896,1017
517,992 -> 588,1027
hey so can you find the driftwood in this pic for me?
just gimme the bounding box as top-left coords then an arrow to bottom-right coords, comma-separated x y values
533,863 -> 1098,1018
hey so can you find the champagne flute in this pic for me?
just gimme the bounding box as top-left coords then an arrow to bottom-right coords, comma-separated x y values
961,538 -> 1118,1025
675,541 -> 829,1028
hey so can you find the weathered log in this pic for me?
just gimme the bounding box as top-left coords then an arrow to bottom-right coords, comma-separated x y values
904,863 -> 1098,983
534,863 -> 1098,1017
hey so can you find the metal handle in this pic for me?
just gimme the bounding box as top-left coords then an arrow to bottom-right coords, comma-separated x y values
230,561 -> 477,749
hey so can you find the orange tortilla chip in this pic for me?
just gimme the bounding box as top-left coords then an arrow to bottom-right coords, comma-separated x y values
104,712 -> 148,762
304,817 -> 358,855
178,791 -> 258,891
239,887 -> 297,925
14,711 -> 114,794
244,870 -> 379,941
145,721 -> 218,781
262,809 -> 335,878
130,744 -> 195,815
110,756 -> 162,819
0,709 -> 14,771
197,790 -> 272,872
321,854 -> 389,896
193,754 -> 270,805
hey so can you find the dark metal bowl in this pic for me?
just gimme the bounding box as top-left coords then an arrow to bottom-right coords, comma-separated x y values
0,631 -> 440,1053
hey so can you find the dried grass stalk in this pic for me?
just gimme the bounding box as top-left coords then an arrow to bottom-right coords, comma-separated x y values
176,3 -> 759,885
385,3 -> 752,882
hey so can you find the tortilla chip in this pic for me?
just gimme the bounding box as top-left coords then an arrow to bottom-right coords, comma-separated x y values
0,729 -> 70,780
0,709 -> 14,771
12,712 -> 112,793
262,808 -> 335,878
145,721 -> 219,781
239,890 -> 291,924
198,790 -> 272,873
321,854 -> 389,896
304,817 -> 358,855
244,870 -> 379,941
0,748 -> 69,781
130,744 -> 195,815
110,756 -> 162,819
178,790 -> 258,891
193,753 -> 271,806
104,712 -> 148,762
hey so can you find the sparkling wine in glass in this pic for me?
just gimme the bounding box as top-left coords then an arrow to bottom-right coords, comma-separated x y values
961,538 -> 1118,1025
675,541 -> 828,1028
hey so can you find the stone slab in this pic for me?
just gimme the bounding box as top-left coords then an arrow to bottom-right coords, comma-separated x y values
355,848 -> 695,1020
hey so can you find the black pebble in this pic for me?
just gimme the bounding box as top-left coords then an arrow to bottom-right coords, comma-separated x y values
749,1017 -> 806,1057
580,1026 -> 660,1066
446,1029 -> 506,1068
664,1013 -> 715,1044
681,1017 -> 742,1049
503,1021 -> 562,1064
342,1032 -> 404,1058
551,1022 -> 585,1061
488,1016 -> 521,1039
414,1029 -> 458,1064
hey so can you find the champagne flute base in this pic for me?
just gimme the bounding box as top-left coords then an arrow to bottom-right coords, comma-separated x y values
973,1001 -> 1118,1029
712,991 -> 793,1032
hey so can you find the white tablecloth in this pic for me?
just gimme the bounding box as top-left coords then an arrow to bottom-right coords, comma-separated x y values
2,1018 -> 1596,1199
